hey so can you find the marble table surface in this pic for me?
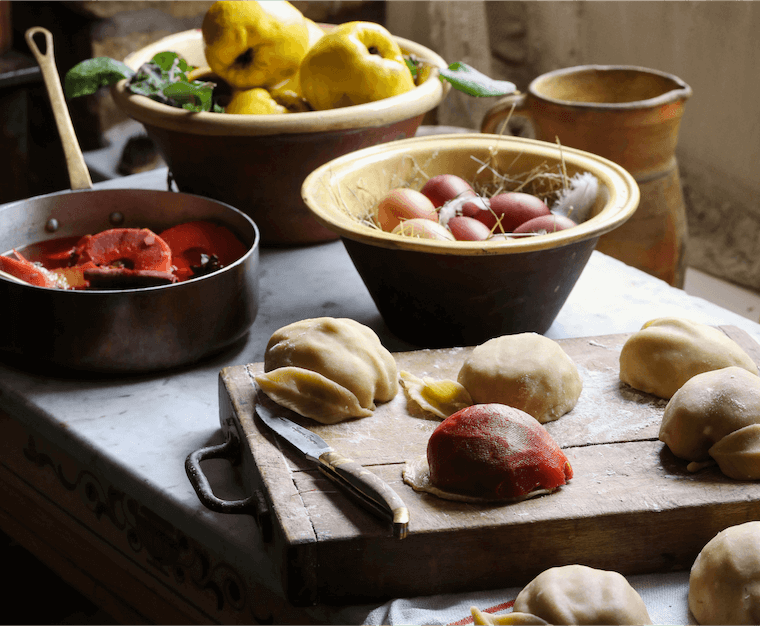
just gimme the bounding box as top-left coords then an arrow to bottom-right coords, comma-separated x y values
1,168 -> 759,624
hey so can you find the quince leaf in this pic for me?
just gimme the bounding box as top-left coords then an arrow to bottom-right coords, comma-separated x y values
150,51 -> 191,74
64,57 -> 135,99
439,62 -> 517,97
162,81 -> 215,112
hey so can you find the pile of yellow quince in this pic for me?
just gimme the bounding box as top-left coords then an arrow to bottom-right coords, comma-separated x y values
201,0 -> 417,115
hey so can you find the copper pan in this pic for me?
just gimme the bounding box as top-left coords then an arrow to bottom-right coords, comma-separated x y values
0,28 -> 260,374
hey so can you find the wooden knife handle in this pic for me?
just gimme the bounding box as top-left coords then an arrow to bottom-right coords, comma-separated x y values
318,451 -> 409,539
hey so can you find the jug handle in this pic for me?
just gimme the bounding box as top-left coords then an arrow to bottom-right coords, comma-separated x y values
481,93 -> 531,136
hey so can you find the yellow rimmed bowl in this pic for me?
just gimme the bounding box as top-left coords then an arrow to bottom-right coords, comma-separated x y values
111,28 -> 449,245
301,133 -> 640,347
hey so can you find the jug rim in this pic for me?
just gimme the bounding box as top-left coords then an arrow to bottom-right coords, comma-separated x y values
529,64 -> 692,110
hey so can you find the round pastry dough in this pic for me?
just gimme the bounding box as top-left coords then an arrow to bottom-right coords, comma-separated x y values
659,366 -> 760,466
423,404 -> 572,500
689,521 -> 760,625
512,564 -> 653,625
457,333 -> 582,423
402,455 -> 555,504
619,317 -> 758,399
255,317 -> 398,423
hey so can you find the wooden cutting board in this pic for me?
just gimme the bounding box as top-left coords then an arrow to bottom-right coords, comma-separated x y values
217,326 -> 760,607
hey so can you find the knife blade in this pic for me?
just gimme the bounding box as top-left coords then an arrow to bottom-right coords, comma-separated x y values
253,385 -> 409,539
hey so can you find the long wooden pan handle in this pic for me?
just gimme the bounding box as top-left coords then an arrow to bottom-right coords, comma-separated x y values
25,26 -> 93,191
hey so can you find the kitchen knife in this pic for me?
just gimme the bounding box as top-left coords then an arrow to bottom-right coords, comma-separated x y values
253,386 -> 410,539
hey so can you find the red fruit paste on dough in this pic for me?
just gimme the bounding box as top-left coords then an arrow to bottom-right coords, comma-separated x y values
428,403 -> 573,499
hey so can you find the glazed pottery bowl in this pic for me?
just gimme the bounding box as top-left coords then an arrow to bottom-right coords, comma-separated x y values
111,29 -> 449,246
301,133 -> 640,348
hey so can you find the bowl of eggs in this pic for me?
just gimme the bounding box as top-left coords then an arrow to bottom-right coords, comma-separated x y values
301,133 -> 639,347
110,14 -> 449,246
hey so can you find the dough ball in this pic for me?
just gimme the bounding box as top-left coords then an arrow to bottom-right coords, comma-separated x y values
659,366 -> 760,463
457,333 -> 582,424
689,521 -> 760,624
512,564 -> 653,625
255,317 -> 398,423
619,318 -> 758,399
708,423 -> 760,480
426,404 -> 572,500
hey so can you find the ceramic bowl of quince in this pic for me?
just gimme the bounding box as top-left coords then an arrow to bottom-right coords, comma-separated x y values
111,2 -> 449,245
301,133 -> 640,348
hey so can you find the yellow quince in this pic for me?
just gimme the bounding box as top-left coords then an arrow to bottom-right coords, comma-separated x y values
225,88 -> 288,114
299,21 -> 415,110
225,86 -> 310,114
202,0 -> 312,90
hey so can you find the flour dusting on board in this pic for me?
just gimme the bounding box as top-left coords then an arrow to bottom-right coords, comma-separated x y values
545,365 -> 668,446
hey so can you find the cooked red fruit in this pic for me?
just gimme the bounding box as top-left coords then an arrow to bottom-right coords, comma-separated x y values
427,403 -> 573,499
420,174 -> 476,208
513,213 -> 577,234
0,253 -> 57,288
75,228 -> 173,272
159,220 -> 247,280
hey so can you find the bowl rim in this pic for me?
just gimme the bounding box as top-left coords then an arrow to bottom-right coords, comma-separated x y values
528,64 -> 692,111
111,28 -> 449,136
300,133 -> 641,256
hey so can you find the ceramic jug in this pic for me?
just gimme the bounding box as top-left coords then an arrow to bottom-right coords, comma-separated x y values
482,65 -> 692,287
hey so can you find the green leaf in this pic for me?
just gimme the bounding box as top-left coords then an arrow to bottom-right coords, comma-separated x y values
162,81 -> 215,112
64,57 -> 135,99
439,62 -> 517,97
150,51 -> 190,73
405,57 -> 420,81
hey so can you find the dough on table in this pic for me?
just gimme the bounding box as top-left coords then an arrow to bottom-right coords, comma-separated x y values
254,317 -> 398,423
619,317 -> 758,399
689,521 -> 760,624
472,564 -> 652,625
398,370 -> 472,420
659,366 -> 760,478
457,333 -> 582,423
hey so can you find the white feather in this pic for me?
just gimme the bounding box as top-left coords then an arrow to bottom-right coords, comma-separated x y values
438,195 -> 488,227
551,172 -> 599,223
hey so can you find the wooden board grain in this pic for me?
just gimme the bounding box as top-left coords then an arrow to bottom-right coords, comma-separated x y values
217,326 -> 760,606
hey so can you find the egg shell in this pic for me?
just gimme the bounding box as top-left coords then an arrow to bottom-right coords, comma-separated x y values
473,192 -> 551,233
447,216 -> 492,241
377,188 -> 438,232
392,218 -> 456,241
420,174 -> 476,208
513,213 -> 577,234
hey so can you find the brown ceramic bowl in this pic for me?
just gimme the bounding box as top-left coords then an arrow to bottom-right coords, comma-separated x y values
111,29 -> 449,245
301,133 -> 640,348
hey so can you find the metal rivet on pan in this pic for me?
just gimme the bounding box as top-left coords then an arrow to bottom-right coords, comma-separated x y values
109,211 -> 124,226
45,218 -> 59,232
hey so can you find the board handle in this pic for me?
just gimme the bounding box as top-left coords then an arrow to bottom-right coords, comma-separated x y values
185,435 -> 273,542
